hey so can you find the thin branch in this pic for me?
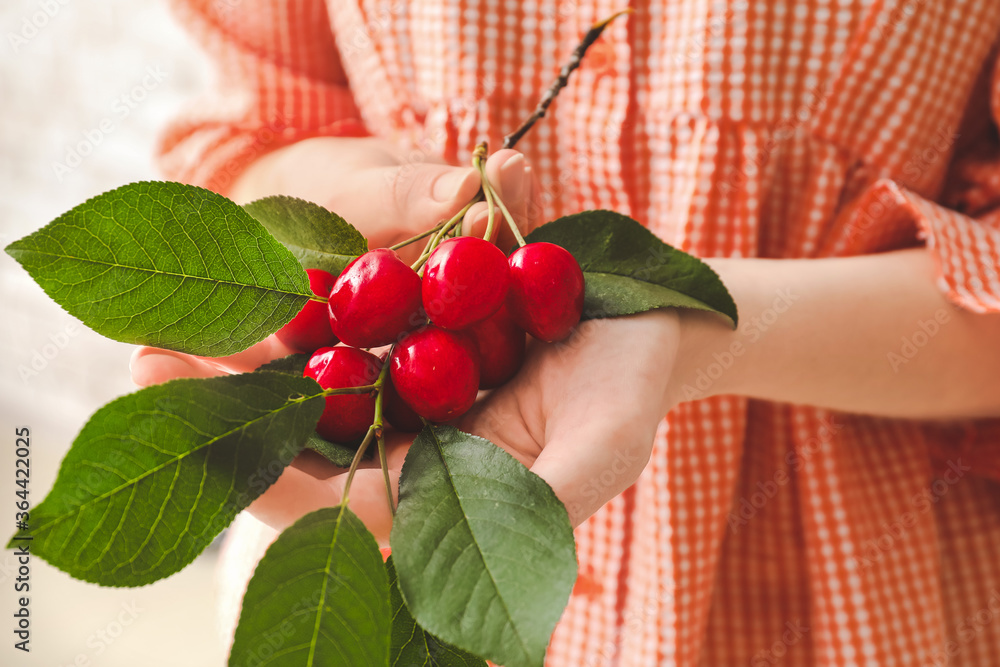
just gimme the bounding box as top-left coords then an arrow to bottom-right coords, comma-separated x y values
502,9 -> 632,150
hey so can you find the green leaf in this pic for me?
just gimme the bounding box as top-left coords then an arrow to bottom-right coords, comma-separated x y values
252,354 -> 363,467
254,353 -> 311,375
243,195 -> 368,275
391,426 -> 576,667
387,557 -> 486,667
7,371 -> 324,586
4,182 -> 314,356
229,506 -> 391,667
304,432 -> 361,468
524,210 -> 739,326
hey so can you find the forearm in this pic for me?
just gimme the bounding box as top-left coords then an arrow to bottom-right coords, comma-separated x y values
669,248 -> 1000,419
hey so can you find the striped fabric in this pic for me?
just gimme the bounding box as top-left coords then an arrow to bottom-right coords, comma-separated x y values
161,1 -> 1000,664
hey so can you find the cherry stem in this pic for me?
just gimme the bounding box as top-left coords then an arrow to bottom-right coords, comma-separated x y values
472,144 -> 498,242
411,197 -> 480,272
372,360 -> 395,516
491,184 -> 526,247
472,144 -> 526,248
307,295 -> 329,305
501,9 -> 632,150
339,363 -> 390,507
389,222 -> 446,251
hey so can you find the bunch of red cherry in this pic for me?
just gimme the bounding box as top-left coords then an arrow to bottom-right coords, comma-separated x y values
275,237 -> 585,444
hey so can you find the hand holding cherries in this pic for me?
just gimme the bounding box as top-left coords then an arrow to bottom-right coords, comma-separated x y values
280,145 -> 585,450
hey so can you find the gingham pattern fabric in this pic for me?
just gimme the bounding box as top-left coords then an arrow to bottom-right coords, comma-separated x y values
161,1 -> 1000,664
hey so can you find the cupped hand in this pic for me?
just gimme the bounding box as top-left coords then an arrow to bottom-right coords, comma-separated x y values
137,310 -> 680,546
228,136 -> 539,262
130,137 -> 680,543
131,135 -> 543,541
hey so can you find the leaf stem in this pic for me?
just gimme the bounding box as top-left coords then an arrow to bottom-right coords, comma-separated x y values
377,431 -> 394,517
339,426 -> 376,508
321,384 -> 377,397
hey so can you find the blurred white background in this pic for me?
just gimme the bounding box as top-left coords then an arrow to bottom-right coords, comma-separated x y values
0,1 -> 229,665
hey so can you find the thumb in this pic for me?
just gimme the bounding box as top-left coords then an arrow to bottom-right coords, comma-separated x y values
373,161 -> 481,249
461,149 -> 540,247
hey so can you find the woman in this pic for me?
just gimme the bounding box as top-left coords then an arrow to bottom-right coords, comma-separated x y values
132,0 -> 1000,663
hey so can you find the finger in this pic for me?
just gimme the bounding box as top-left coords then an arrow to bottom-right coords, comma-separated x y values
248,431 -> 412,546
488,150 -> 528,231
524,163 -> 543,231
460,150 -> 536,251
370,162 -> 481,242
530,422 -> 655,528
196,335 -> 297,375
246,465 -> 398,546
130,347 -> 225,387
461,201 -> 492,241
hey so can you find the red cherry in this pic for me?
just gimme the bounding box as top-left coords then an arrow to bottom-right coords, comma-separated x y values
507,242 -> 585,342
389,326 -> 480,422
275,269 -> 338,353
422,237 -> 510,330
328,249 -> 424,348
377,351 -> 424,433
383,374 -> 424,432
467,305 -> 526,389
304,346 -> 381,443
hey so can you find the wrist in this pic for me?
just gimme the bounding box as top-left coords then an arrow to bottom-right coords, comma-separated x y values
665,257 -> 781,408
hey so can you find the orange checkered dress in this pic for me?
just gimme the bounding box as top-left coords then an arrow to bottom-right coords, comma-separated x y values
161,0 -> 1000,664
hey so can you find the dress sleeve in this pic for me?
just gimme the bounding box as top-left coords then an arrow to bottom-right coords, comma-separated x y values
157,0 -> 368,195
832,53 -> 1000,480
839,180 -> 1000,313
836,51 -> 1000,314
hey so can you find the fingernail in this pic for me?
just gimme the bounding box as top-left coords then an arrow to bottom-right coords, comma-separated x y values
433,168 -> 477,203
498,154 -> 526,204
